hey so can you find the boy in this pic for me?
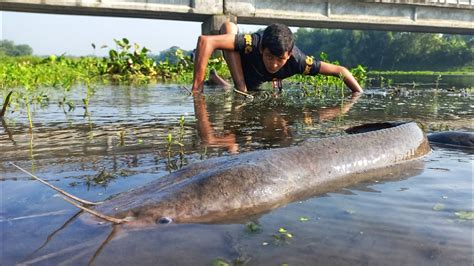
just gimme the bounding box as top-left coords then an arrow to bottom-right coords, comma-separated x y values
191,22 -> 363,93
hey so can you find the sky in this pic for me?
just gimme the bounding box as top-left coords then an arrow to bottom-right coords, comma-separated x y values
0,11 -> 269,56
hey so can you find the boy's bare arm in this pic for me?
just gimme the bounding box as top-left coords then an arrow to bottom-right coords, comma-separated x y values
192,34 -> 236,92
319,62 -> 363,93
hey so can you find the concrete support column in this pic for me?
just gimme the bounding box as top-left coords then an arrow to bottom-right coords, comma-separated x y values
201,14 -> 237,35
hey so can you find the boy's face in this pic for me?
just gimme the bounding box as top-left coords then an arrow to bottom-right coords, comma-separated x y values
261,48 -> 291,74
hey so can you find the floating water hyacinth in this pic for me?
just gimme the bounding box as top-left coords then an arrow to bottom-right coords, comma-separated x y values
299,216 -> 310,222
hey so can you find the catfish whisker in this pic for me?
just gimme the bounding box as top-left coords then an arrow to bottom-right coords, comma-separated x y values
60,196 -> 125,224
9,162 -> 102,206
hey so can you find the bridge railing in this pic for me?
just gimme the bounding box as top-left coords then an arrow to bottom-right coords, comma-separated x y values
365,0 -> 472,6
428,0 -> 472,5
0,0 -> 472,34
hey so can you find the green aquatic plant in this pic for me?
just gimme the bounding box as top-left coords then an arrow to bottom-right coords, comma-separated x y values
0,55 -> 103,127
212,253 -> 250,265
435,74 -> 442,90
102,38 -> 157,82
25,94 -> 33,129
299,216 -> 310,222
0,43 -> 366,93
82,75 -> 97,130
288,52 -> 366,97
166,132 -> 174,169
165,116 -> 188,171
351,64 -> 367,82
157,48 -> 194,82
368,70 -> 474,76
0,41 -> 368,127
271,227 -> 293,245
245,221 -> 261,233
118,129 -> 125,146
211,258 -> 230,266
85,169 -> 116,188
454,211 -> 474,220
432,203 -> 445,211
0,91 -> 13,118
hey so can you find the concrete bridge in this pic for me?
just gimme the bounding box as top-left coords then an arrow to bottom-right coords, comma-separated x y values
0,0 -> 473,34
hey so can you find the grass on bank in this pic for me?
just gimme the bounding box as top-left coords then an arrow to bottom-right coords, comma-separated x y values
368,62 -> 474,76
368,70 -> 474,76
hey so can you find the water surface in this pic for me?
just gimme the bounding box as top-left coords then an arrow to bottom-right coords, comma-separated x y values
1,83 -> 472,265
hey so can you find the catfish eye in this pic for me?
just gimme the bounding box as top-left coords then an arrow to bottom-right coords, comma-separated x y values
156,217 -> 173,225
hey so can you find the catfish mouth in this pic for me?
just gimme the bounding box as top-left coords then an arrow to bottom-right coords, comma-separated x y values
345,122 -> 407,134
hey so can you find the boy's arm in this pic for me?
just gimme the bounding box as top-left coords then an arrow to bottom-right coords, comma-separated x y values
318,62 -> 363,93
192,34 -> 236,93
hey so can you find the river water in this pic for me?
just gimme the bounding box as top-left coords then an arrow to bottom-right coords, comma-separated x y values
1,81 -> 473,265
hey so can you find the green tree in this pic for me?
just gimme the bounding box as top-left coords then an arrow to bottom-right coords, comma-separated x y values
152,46 -> 192,64
294,29 -> 473,71
0,40 -> 33,56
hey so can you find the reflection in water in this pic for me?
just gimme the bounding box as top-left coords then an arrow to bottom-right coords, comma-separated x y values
25,211 -> 83,260
193,91 -> 362,154
193,94 -> 239,154
1,85 -> 473,265
88,226 -> 120,266
1,118 -> 15,145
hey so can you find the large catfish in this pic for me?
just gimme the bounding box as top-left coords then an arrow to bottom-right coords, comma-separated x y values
74,121 -> 431,226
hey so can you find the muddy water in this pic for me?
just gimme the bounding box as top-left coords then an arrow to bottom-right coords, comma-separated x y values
1,83 -> 472,265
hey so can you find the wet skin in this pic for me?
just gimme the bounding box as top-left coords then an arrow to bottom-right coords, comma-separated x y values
261,48 -> 291,74
84,122 -> 431,227
428,131 -> 474,148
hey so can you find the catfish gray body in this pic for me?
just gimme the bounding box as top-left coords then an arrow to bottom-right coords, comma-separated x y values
428,131 -> 474,148
86,122 -> 431,226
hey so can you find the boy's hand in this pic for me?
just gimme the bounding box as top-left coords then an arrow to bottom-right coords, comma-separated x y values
191,84 -> 203,93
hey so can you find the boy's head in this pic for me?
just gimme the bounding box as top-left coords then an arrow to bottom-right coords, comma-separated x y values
262,23 -> 294,55
261,24 -> 294,73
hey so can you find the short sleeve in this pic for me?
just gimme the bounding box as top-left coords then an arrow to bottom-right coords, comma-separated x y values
291,46 -> 321,76
234,33 -> 259,54
301,55 -> 321,76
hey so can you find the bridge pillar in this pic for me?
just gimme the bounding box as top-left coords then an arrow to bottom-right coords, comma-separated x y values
201,15 -> 237,35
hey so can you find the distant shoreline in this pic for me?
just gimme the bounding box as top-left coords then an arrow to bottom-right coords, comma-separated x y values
368,71 -> 474,76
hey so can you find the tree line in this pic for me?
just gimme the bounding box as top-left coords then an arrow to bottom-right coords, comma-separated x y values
0,40 -> 33,57
3,29 -> 472,72
294,29 -> 473,71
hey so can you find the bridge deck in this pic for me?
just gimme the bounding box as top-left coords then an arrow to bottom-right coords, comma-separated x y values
0,0 -> 472,34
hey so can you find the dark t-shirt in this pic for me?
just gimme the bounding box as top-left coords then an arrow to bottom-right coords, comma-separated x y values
235,32 -> 321,90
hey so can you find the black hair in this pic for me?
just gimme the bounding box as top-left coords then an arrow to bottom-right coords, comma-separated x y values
262,24 -> 294,56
